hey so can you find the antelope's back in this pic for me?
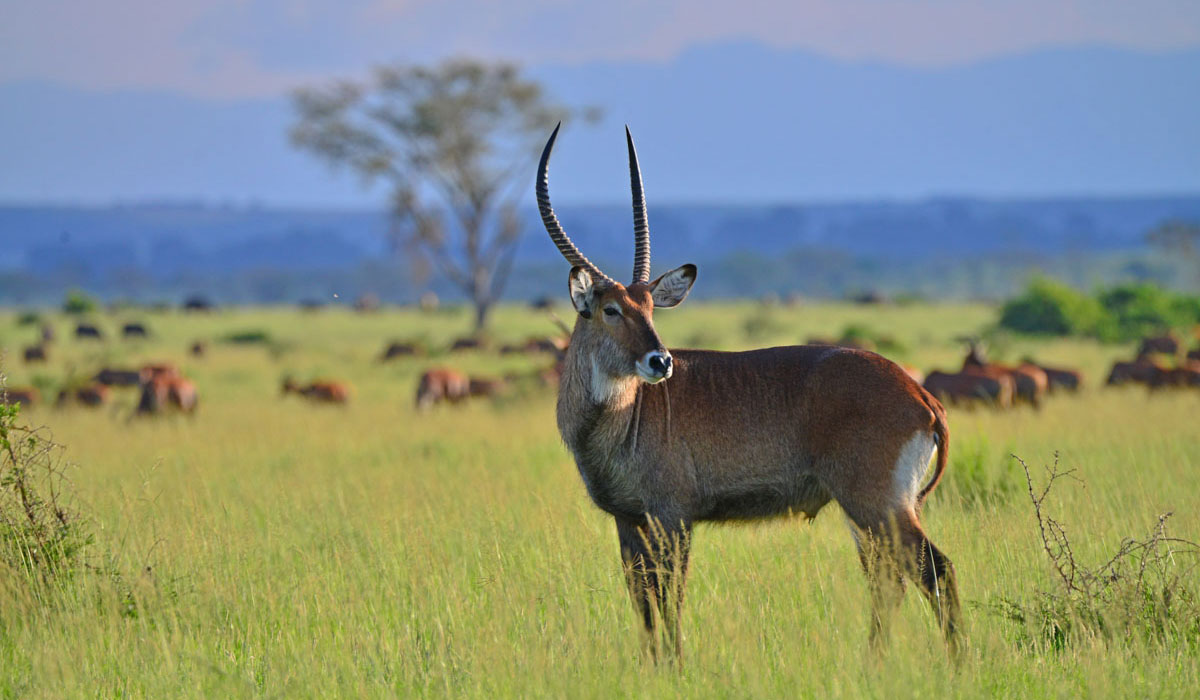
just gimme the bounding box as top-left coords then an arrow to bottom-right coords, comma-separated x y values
649,345 -> 938,479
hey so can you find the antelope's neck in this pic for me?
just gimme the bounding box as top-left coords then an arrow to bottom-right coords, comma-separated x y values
555,337 -> 643,458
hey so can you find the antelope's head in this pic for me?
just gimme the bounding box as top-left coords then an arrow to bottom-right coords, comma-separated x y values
537,124 -> 696,384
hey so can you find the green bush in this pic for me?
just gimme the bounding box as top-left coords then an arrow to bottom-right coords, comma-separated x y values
62,290 -> 99,315
998,278 -> 1104,336
1095,283 -> 1185,342
16,311 -> 41,326
222,329 -> 273,345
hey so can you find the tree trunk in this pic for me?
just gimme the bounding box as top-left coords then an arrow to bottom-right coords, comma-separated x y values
472,298 -> 492,334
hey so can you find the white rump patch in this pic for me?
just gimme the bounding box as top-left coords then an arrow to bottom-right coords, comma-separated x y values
892,431 -> 937,507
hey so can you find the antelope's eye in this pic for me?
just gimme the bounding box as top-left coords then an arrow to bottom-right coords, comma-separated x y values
603,306 -> 621,317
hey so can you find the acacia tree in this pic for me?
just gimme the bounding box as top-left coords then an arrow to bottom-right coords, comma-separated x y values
291,60 -> 590,332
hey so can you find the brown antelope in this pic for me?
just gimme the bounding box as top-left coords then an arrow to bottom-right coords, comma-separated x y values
94,367 -> 143,387
57,383 -> 111,407
1148,361 -> 1200,389
2,387 -> 39,408
962,343 -> 1047,409
1022,360 -> 1083,394
1139,332 -> 1180,357
467,376 -> 506,398
448,337 -> 485,352
23,345 -> 47,363
414,368 -> 470,411
923,369 -> 1015,409
75,323 -> 103,340
1106,353 -> 1166,386
380,341 -> 420,361
535,125 -> 960,662
137,372 -> 197,415
281,377 -> 352,404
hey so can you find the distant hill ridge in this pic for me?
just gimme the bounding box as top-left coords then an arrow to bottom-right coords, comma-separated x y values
3,195 -> 1199,274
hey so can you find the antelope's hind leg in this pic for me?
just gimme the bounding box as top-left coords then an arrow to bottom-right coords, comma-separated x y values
828,432 -> 961,652
615,515 -> 692,664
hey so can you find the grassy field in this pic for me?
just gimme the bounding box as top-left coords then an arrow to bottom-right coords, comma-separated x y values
2,302 -> 1198,698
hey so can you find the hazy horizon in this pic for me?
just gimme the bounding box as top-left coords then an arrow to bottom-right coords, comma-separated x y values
3,3 -> 1198,206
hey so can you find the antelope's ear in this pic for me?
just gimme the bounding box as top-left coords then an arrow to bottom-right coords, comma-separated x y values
567,266 -> 596,318
649,264 -> 697,308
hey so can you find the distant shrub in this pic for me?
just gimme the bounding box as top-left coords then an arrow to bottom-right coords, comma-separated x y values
837,323 -> 906,355
999,277 -> 1200,342
62,290 -> 99,315
742,310 -> 786,342
223,329 -> 273,345
998,278 -> 1104,336
1172,295 -> 1200,326
1095,283 -> 1185,342
16,311 -> 41,326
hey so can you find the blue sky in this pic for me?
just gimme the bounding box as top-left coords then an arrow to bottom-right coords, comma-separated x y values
3,1 -> 1199,97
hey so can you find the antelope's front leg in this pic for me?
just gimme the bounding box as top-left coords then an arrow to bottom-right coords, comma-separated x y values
615,515 -> 692,664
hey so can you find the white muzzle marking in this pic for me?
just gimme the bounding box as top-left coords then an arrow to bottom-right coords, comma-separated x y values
636,351 -> 672,383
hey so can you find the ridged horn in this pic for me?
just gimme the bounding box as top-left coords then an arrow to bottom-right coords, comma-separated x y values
626,126 -> 651,284
536,123 -> 613,284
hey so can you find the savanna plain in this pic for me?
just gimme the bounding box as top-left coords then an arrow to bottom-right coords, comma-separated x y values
2,302 -> 1198,698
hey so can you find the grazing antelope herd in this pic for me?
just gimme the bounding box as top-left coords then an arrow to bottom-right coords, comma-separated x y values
1,156 -> 1198,673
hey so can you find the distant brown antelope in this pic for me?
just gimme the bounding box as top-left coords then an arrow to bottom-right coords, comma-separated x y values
467,377 -> 505,398
535,125 -> 959,662
501,336 -> 564,355
40,324 -> 55,343
281,377 -> 352,404
1106,354 -> 1166,386
1148,361 -> 1200,389
137,374 -> 197,415
380,341 -> 420,361
2,387 -> 39,408
1139,332 -> 1180,357
23,344 -> 47,363
414,368 -> 470,411
962,343 -> 1047,409
75,323 -> 103,340
448,337 -> 485,352
94,367 -> 143,387
1022,360 -> 1083,394
140,363 -> 181,383
923,369 -> 1014,409
190,341 -> 207,357
122,322 -> 149,339
57,383 -> 111,407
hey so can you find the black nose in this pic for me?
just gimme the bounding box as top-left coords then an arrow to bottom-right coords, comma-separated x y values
648,353 -> 671,375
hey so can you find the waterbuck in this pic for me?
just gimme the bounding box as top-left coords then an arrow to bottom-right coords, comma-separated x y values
536,125 -> 960,661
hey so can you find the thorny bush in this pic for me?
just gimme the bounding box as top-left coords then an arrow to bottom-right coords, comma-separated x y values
0,389 -> 93,590
989,453 -> 1200,650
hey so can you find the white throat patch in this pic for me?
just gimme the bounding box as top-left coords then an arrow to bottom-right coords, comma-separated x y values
590,357 -> 634,405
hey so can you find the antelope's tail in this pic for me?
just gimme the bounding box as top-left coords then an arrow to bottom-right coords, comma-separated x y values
917,393 -> 950,509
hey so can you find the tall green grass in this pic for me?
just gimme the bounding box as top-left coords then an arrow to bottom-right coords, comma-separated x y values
1,303 -> 1197,697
